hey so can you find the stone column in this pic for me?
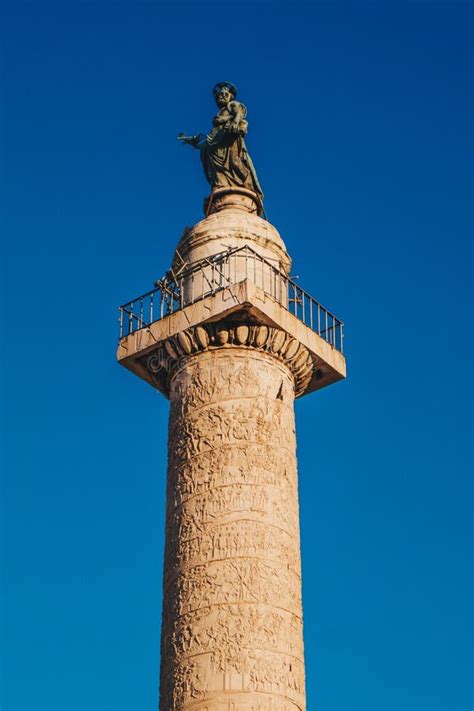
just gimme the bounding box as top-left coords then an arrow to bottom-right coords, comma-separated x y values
159,323 -> 308,711
117,194 -> 346,709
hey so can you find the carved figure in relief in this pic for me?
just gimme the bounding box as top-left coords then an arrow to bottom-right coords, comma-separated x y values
166,518 -> 299,572
246,654 -> 305,698
165,651 -> 305,708
164,603 -> 303,671
174,359 -> 267,412
177,358 -> 290,411
166,485 -> 298,550
170,400 -> 295,459
163,557 -> 301,623
168,442 -> 296,497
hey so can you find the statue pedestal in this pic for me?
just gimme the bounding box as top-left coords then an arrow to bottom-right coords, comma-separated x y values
204,187 -> 263,217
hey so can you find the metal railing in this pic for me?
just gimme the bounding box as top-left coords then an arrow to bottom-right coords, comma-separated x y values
118,245 -> 344,353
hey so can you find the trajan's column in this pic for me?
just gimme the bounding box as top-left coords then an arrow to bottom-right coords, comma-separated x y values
117,82 -> 346,711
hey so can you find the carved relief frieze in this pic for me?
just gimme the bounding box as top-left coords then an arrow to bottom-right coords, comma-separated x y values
165,481 -> 299,540
168,397 -> 296,464
163,556 -> 302,621
166,444 -> 297,507
160,348 -> 306,710
162,603 -> 305,663
160,648 -> 306,711
177,696 -> 303,711
165,518 -> 301,573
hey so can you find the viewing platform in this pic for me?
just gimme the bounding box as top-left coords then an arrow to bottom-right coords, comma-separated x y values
118,244 -> 345,353
117,243 -> 346,398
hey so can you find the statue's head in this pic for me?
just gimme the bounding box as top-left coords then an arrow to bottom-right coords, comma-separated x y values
213,81 -> 237,107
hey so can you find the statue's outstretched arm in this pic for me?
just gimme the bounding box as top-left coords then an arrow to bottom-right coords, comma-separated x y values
177,133 -> 205,149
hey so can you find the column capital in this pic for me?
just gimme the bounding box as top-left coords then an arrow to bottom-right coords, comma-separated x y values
144,320 -> 317,398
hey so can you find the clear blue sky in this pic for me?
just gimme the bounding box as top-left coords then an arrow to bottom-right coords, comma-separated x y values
1,2 -> 472,710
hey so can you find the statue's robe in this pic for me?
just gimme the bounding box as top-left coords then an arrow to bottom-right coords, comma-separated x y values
200,101 -> 263,198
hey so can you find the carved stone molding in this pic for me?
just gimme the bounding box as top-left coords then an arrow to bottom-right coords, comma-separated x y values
203,186 -> 263,217
144,321 -> 315,397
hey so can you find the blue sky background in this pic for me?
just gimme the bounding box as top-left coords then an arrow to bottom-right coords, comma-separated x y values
1,2 -> 472,710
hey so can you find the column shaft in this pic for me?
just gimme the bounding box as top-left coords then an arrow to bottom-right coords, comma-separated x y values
160,347 -> 306,711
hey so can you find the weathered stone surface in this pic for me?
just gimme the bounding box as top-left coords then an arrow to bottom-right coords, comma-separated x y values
160,348 -> 306,711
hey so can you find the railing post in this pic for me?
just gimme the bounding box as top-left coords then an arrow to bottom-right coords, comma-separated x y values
129,302 -> 134,335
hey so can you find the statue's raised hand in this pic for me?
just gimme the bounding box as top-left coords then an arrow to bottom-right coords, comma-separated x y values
177,133 -> 203,148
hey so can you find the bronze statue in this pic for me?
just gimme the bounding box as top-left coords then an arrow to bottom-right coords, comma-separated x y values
178,82 -> 263,201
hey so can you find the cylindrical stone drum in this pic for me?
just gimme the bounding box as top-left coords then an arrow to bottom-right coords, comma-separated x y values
159,347 -> 306,711
175,209 -> 291,310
